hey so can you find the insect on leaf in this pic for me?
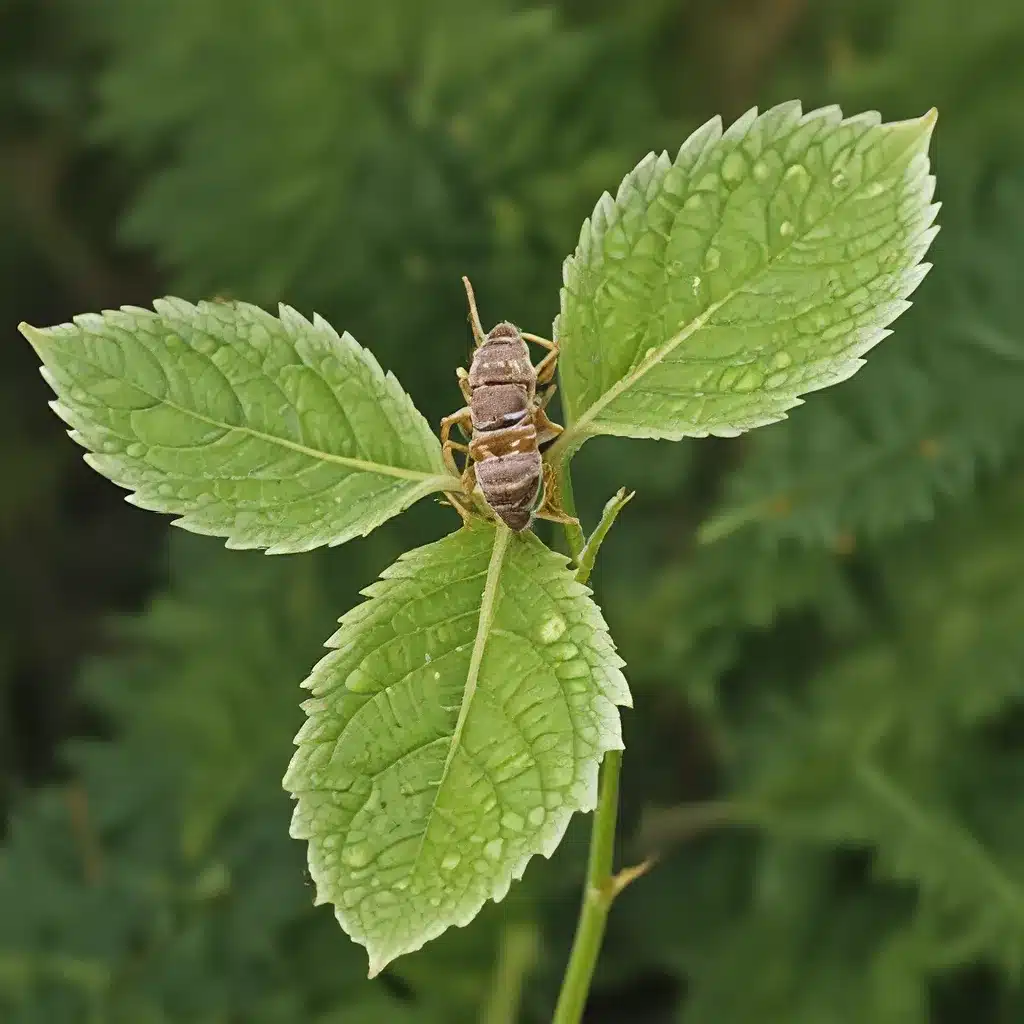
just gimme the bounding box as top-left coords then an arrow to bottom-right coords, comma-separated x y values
20,299 -> 456,553
284,520 -> 631,975
553,102 -> 939,451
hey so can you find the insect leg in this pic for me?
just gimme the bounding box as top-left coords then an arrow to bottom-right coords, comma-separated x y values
533,461 -> 580,526
521,332 -> 556,350
523,333 -> 559,380
461,276 -> 487,348
456,366 -> 473,403
534,405 -> 563,445
534,346 -> 559,385
440,407 -> 473,477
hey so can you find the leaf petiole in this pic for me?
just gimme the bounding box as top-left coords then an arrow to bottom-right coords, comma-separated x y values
575,488 -> 635,586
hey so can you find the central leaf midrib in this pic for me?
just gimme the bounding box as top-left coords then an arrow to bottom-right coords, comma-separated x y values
554,116 -> 929,452
41,332 -> 456,486
406,525 -> 513,880
165,397 -> 450,484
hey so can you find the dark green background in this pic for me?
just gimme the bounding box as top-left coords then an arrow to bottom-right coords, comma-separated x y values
2,1 -> 1023,1021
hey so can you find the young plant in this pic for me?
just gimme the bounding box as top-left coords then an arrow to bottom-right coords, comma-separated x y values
18,102 -> 938,1020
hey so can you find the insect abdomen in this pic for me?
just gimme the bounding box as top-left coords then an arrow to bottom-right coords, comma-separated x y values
470,383 -> 530,432
474,450 -> 542,533
467,322 -> 543,532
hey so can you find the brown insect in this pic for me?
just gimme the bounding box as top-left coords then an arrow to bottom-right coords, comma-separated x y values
441,277 -> 578,532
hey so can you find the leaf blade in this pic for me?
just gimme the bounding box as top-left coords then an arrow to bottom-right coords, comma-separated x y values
20,298 -> 456,553
553,103 -> 939,451
284,522 -> 631,975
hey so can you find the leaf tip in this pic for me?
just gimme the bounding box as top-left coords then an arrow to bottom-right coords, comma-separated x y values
17,321 -> 45,353
366,952 -> 390,979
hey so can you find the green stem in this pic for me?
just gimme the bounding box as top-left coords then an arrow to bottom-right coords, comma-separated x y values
556,460 -> 587,562
552,749 -> 623,1024
550,460 -> 629,1024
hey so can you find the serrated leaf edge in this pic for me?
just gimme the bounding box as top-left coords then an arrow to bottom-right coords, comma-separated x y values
551,104 -> 939,453
288,524 -> 631,977
19,309 -> 454,488
19,301 -> 460,553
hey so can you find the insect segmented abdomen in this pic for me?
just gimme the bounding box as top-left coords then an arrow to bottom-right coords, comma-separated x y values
443,278 -> 569,533
470,383 -> 530,431
463,320 -> 546,532
474,450 -> 542,532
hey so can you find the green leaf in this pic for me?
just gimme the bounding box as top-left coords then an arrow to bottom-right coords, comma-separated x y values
699,169 -> 1024,547
20,299 -> 456,553
284,521 -> 630,975
552,102 -> 939,452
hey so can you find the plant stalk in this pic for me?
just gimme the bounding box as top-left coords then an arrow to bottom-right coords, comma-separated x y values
550,458 -> 630,1024
551,748 -> 623,1024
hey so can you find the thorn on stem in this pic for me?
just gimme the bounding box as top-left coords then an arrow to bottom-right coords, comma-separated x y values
601,857 -> 656,902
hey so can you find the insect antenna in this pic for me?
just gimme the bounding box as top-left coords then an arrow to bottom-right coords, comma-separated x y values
461,275 -> 487,348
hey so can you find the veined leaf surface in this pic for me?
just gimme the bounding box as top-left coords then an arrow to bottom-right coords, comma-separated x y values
284,521 -> 631,975
20,299 -> 455,553
553,102 -> 939,451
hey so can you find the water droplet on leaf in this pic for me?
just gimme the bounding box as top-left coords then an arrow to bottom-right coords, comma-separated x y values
547,642 -> 579,662
538,616 -> 567,644
342,843 -> 372,869
721,151 -> 746,183
734,369 -> 764,393
556,660 -> 589,680
501,811 -> 525,832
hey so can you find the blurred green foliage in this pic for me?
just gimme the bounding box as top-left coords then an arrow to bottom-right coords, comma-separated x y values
2,0 -> 1023,1021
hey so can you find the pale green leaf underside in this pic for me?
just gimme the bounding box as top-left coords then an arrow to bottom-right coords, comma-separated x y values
284,521 -> 631,975
20,299 -> 455,553
555,101 -> 940,446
